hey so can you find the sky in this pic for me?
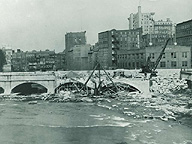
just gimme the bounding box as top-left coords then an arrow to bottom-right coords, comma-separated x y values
0,0 -> 191,52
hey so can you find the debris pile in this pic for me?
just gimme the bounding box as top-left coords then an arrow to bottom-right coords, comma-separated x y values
149,74 -> 188,94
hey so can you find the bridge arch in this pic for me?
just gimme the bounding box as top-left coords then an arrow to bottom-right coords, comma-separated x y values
55,81 -> 92,93
0,87 -> 4,94
101,81 -> 141,94
11,82 -> 48,95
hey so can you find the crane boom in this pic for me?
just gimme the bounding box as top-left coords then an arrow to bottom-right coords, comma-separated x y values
152,38 -> 170,71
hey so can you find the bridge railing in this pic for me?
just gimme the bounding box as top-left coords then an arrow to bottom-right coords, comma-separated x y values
0,72 -> 55,81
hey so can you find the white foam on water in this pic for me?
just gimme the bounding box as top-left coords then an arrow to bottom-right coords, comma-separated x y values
97,104 -> 112,110
111,115 -> 125,121
0,103 -> 6,106
112,121 -> 132,127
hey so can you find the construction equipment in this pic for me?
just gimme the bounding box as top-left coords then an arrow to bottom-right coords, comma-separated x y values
140,38 -> 170,77
150,38 -> 170,77
140,55 -> 152,73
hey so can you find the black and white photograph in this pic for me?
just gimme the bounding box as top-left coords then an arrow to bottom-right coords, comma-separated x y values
0,0 -> 192,143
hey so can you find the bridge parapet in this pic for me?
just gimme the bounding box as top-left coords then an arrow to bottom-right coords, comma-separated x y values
0,72 -> 56,94
0,72 -> 55,82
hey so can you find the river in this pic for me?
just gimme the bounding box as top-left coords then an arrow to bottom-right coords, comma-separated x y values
0,94 -> 191,144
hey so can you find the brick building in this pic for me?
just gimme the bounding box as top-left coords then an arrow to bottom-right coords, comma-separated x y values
98,28 -> 142,69
176,19 -> 192,47
117,49 -> 146,69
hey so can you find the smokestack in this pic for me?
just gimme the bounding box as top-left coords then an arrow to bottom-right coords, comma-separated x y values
138,6 -> 142,28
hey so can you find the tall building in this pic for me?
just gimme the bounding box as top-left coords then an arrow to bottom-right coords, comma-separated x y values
98,28 -> 143,69
176,19 -> 192,47
128,6 -> 155,35
65,31 -> 87,70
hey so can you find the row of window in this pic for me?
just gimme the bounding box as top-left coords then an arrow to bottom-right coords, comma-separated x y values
178,24 -> 192,30
111,31 -> 140,36
160,61 -> 188,67
118,61 -> 143,69
118,53 -> 144,59
118,61 -> 188,69
118,52 -> 188,60
149,52 -> 188,59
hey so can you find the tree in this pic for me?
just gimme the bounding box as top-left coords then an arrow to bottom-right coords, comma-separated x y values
0,49 -> 6,72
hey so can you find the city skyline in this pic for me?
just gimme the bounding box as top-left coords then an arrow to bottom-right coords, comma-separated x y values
0,0 -> 191,52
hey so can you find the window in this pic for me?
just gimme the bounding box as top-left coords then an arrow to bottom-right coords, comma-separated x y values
160,61 -> 166,67
136,54 -> 139,59
136,62 -> 139,68
140,53 -> 143,59
182,52 -> 187,58
171,61 -> 177,67
132,62 -> 135,68
132,54 -> 135,59
182,61 -> 187,67
162,53 -> 165,58
128,62 -> 131,67
171,52 -> 176,58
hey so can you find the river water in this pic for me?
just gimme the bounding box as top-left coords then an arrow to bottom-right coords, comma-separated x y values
0,93 -> 192,144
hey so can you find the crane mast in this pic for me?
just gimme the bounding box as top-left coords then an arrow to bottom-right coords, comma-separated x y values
150,38 -> 170,77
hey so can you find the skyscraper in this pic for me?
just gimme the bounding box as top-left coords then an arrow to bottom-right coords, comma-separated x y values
128,6 -> 155,35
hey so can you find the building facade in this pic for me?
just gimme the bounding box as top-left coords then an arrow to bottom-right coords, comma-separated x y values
146,45 -> 191,69
65,31 -> 87,70
98,28 -> 143,69
117,49 -> 146,69
176,19 -> 192,47
154,18 -> 174,35
12,49 -> 26,72
12,50 -> 56,72
55,51 -> 66,70
68,44 -> 92,70
142,33 -> 171,47
128,6 -> 155,35
117,45 -> 191,69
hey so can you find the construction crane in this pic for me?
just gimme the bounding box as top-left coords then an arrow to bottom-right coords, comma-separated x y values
140,38 -> 170,77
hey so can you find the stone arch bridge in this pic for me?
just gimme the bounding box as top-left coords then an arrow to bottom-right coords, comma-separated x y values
0,72 -> 56,95
0,72 -> 149,95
